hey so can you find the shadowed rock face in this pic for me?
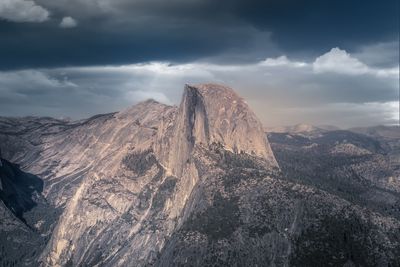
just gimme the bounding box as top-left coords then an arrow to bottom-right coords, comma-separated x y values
0,159 -> 43,221
0,84 -> 399,267
0,158 -> 58,266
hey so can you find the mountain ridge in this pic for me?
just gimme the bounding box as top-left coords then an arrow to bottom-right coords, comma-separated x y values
0,83 -> 399,266
35,83 -> 279,266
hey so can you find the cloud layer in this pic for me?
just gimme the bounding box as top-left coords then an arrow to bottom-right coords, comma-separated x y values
0,48 -> 397,127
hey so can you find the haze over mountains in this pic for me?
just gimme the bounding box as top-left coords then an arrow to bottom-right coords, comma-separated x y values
0,84 -> 399,266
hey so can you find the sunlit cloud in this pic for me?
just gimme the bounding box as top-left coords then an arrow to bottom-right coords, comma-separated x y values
313,47 -> 399,78
260,56 -> 307,68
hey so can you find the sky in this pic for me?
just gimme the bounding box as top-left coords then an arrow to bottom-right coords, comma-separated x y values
0,0 -> 399,128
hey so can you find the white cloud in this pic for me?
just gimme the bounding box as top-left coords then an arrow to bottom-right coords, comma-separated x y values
0,0 -> 49,22
313,47 -> 370,75
60,16 -> 78,28
313,47 -> 399,78
260,56 -> 307,68
375,67 -> 399,78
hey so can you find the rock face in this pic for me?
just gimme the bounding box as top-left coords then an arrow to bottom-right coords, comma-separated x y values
168,84 -> 277,176
0,84 -> 399,267
39,84 -> 279,267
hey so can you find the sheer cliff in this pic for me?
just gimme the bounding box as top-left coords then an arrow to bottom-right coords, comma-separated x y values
0,84 -> 399,267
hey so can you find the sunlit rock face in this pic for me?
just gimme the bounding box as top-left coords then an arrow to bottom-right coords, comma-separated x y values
183,84 -> 276,163
7,83 -> 278,266
0,84 -> 399,267
168,84 -> 278,177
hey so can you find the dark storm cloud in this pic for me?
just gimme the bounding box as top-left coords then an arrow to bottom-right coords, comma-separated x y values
0,18 -> 276,70
230,0 -> 399,54
0,0 -> 398,69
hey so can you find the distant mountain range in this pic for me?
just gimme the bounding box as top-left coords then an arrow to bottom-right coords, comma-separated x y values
0,84 -> 399,266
